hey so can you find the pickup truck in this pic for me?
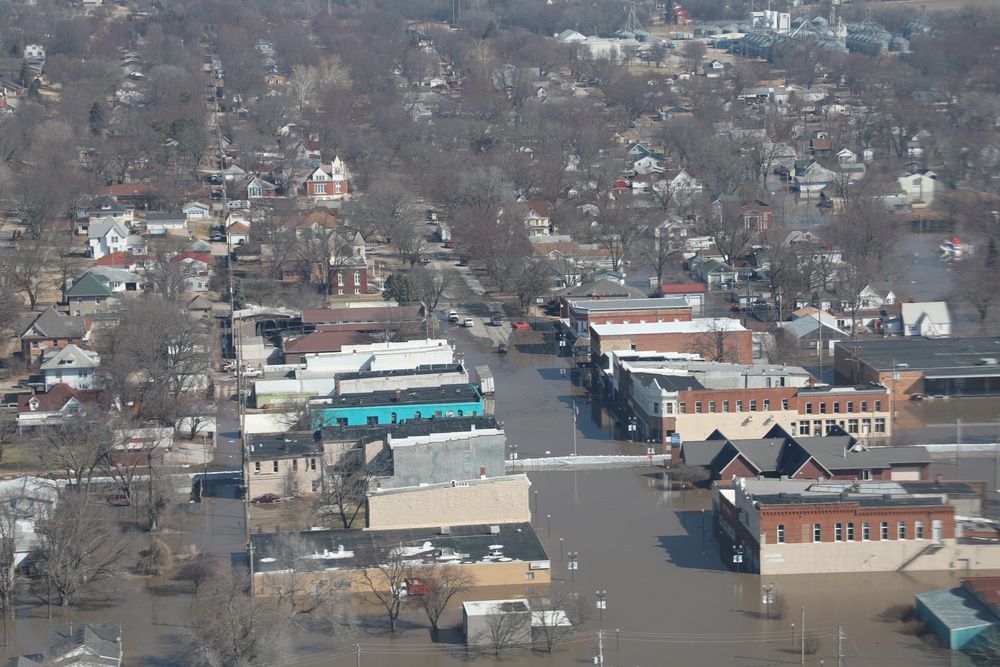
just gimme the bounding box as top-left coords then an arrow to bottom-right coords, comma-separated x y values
448,310 -> 459,322
241,366 -> 263,378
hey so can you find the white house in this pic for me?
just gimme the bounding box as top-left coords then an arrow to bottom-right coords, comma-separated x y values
901,301 -> 951,338
87,217 -> 129,260
40,344 -> 100,391
897,170 -> 939,209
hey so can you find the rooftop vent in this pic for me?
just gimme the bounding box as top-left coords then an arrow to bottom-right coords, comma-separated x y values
488,525 -> 500,535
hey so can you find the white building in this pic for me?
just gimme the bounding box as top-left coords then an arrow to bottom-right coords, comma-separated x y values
40,344 -> 100,391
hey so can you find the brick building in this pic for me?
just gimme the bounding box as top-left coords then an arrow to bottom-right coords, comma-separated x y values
591,319 -> 753,367
713,477 -> 994,575
565,297 -> 693,337
834,337 -> 1000,400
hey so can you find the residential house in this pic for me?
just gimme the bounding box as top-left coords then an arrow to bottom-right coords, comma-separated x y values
87,217 -> 129,260
633,153 -> 665,175
901,301 -> 951,338
40,344 -> 99,391
227,221 -> 250,246
689,256 -> 739,286
45,621 -> 123,667
781,311 -> 847,349
99,184 -> 158,209
83,266 -> 141,293
238,177 -> 278,200
897,170 -> 940,209
23,44 -> 45,67
17,308 -> 86,366
702,59 -> 728,77
553,280 -> 646,312
64,273 -> 114,316
183,295 -> 213,319
304,157 -> 348,200
792,159 -> 840,195
82,196 -> 134,230
16,383 -> 105,432
144,212 -> 187,234
520,200 -> 551,237
170,252 -> 213,292
182,202 -> 211,220
653,169 -> 703,206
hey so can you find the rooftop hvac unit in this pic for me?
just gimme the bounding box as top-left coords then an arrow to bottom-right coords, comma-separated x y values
489,525 -> 501,535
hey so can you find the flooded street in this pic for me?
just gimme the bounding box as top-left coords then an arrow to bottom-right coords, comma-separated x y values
4,255 -> 992,666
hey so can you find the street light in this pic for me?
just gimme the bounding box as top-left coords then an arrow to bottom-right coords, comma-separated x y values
763,583 -> 773,620
568,552 -> 578,582
596,590 -> 607,622
627,417 -> 637,442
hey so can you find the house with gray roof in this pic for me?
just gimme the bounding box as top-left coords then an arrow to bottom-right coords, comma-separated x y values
81,266 -> 141,293
65,273 -> 114,316
87,217 -> 129,260
17,308 -> 86,366
45,621 -> 122,667
40,344 -> 100,391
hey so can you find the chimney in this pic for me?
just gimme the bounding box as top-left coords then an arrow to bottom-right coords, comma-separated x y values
809,375 -> 815,388
395,389 -> 401,402
826,241 -> 833,251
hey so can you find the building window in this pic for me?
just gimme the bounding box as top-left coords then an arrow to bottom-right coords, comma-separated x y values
722,401 -> 729,412
875,400 -> 882,412
272,461 -> 279,473
695,401 -> 702,414
861,401 -> 868,412
337,272 -> 344,286
777,524 -> 785,543
813,523 -> 821,542
736,400 -> 743,412
391,412 -> 397,424
665,403 -> 673,414
653,403 -> 660,414
354,272 -> 361,284
847,402 -> 854,413
898,521 -> 907,540
805,402 -> 813,414
835,523 -> 843,541
310,458 -> 317,471
750,400 -> 757,411
799,421 -> 810,436
847,523 -> 855,541
525,572 -> 534,580
862,469 -> 872,480
915,521 -> 924,539
292,459 -> 298,472
314,183 -> 327,194
709,401 -> 716,413
679,403 -> 686,414
254,462 -> 260,474
354,288 -> 360,294
862,522 -> 871,541
367,416 -> 379,426
875,418 -> 886,433
881,522 -> 889,540
825,420 -> 836,434
763,399 -> 770,411
833,402 -> 840,414
338,288 -> 344,295
335,417 -> 348,427
782,398 -> 789,410
820,403 -> 827,414
848,419 -> 859,434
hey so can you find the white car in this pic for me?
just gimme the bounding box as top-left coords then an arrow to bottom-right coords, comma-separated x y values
463,317 -> 474,328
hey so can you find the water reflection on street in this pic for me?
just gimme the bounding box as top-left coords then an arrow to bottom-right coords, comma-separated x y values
2,319 -> 990,667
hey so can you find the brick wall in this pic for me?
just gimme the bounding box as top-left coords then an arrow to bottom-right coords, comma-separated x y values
593,329 -> 753,364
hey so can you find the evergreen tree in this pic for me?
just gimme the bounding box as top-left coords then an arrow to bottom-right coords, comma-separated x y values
382,272 -> 416,304
88,103 -> 105,136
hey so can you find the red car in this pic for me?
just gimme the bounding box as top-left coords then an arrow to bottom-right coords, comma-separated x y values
251,493 -> 282,504
512,322 -> 530,331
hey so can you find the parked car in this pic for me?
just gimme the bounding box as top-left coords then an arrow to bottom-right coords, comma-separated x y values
490,314 -> 503,326
444,240 -> 455,249
497,343 -> 507,354
251,493 -> 282,504
463,317 -> 474,328
448,310 -> 459,322
512,322 -> 530,331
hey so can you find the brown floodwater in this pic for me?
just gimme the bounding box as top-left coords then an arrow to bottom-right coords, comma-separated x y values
0,315 -> 989,667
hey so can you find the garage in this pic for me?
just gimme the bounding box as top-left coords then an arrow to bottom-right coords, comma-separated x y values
891,465 -> 924,481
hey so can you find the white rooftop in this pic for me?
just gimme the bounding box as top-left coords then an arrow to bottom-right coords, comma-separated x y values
591,319 -> 747,337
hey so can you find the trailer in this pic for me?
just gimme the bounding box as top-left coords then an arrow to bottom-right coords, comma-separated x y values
472,365 -> 494,395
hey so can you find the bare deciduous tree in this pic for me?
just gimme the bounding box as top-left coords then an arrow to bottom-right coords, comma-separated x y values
353,541 -> 411,632
527,585 -> 591,652
408,564 -> 476,635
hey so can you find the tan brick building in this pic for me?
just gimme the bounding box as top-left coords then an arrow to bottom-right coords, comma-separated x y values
714,478 -> 999,575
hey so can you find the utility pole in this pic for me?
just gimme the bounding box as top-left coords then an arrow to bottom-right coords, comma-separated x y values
354,643 -> 360,667
837,625 -> 843,667
800,607 -> 805,665
597,629 -> 604,666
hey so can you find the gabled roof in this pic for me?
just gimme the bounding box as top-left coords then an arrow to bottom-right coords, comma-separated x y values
83,266 -> 140,285
88,217 -> 128,241
901,301 -> 950,325
145,212 -> 187,222
40,344 -> 99,372
95,252 -> 137,267
45,621 -> 122,667
659,283 -> 706,294
65,273 -> 113,299
555,280 -> 646,300
17,307 -> 85,340
186,295 -> 213,311
86,195 -> 127,214
16,383 -> 103,413
284,331 -> 369,355
100,183 -> 157,199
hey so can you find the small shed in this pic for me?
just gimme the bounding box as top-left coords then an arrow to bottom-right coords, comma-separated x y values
915,586 -> 999,649
463,599 -> 532,647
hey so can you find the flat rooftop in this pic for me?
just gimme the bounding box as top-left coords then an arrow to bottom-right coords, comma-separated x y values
248,433 -> 322,461
335,364 -> 466,382
250,521 -> 547,574
569,297 -> 690,312
798,384 -> 888,395
836,337 -> 1000,375
320,415 -> 501,444
591,319 -> 747,337
313,384 -> 480,408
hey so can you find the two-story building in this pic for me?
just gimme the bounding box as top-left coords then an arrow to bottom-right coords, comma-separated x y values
590,319 -> 753,365
304,157 -> 348,200
40,344 -> 100,391
17,308 -> 87,366
565,297 -> 692,337
713,477 -> 995,576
